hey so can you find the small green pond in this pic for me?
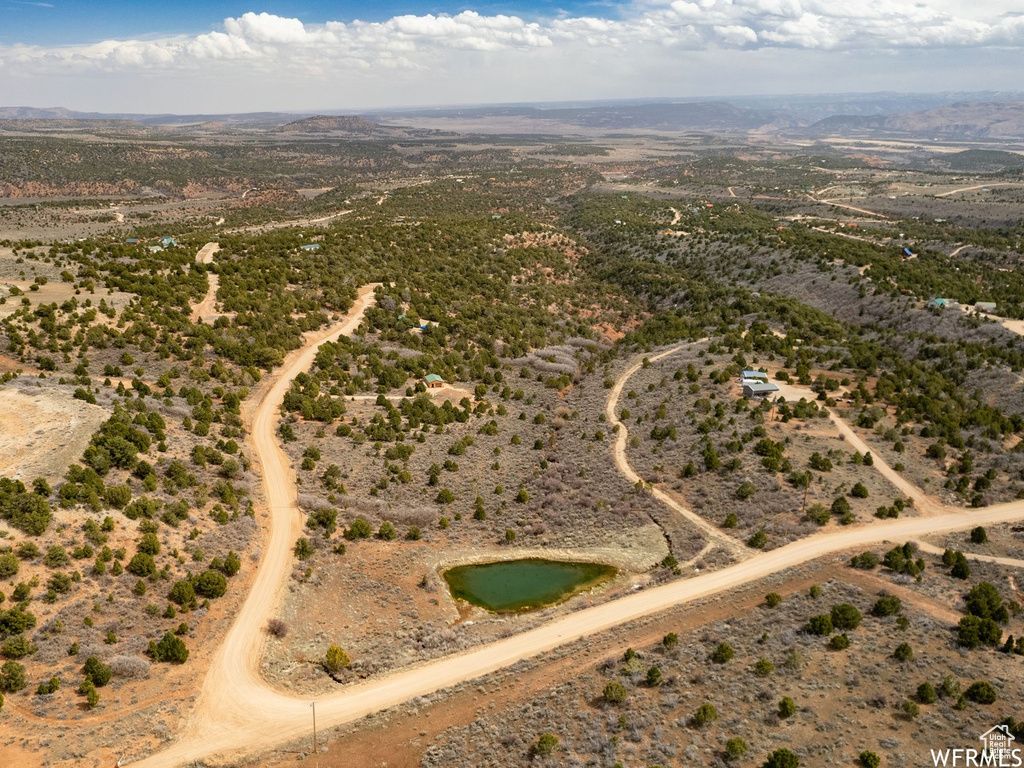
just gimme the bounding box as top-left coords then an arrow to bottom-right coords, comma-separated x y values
443,558 -> 617,613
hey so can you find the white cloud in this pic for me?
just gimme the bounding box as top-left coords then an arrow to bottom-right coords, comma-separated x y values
0,2 -> 1021,111
714,24 -> 759,45
223,13 -> 311,46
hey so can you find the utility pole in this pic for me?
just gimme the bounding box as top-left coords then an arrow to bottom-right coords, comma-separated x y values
311,701 -> 319,767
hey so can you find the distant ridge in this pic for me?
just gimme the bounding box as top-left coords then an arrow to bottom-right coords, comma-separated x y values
0,106 -> 306,127
2,93 -> 1024,141
365,101 -> 789,132
803,100 -> 1024,140
276,115 -> 384,134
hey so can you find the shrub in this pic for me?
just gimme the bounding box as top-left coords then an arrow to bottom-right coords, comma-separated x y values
829,634 -> 850,650
43,546 -> 70,568
970,526 -> 988,544
344,518 -> 372,540
692,702 -> 718,727
850,482 -> 869,498
965,582 -> 1008,623
806,615 -> 833,636
15,541 -> 40,560
940,675 -> 961,699
103,484 -> 131,509
266,619 -> 288,638
872,595 -> 902,617
901,699 -> 920,719
82,656 -> 112,686
662,632 -> 678,650
293,537 -> 314,560
830,604 -> 862,631
754,658 -> 775,677
2,635 -> 37,659
405,526 -> 422,541
778,696 -> 797,719
0,554 -> 18,579
916,682 -> 937,704
763,748 -> 799,768
377,521 -> 397,541
149,632 -> 189,664
602,680 -> 627,704
831,496 -> 851,516
859,751 -> 881,768
0,606 -> 36,635
710,642 -> 735,664
747,530 -> 767,549
958,615 -> 1002,648
850,551 -> 879,569
192,570 -> 227,599
765,592 -> 782,608
81,679 -> 99,709
0,660 -> 26,692
324,644 -> 350,674
646,665 -> 663,687
893,643 -> 914,662
108,656 -> 150,680
965,681 -> 997,704
532,732 -> 559,757
220,551 -> 241,577
126,552 -> 156,577
806,504 -> 829,526
307,507 -> 337,535
168,580 -> 196,608
726,737 -> 749,760
136,532 -> 161,556
951,552 -> 971,579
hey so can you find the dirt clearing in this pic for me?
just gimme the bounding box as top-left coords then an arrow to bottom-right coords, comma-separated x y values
0,378 -> 109,482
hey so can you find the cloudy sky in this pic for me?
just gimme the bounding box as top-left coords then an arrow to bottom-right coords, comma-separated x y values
1,0 -> 1021,113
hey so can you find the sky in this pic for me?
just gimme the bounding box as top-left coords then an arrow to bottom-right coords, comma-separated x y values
0,0 -> 1022,113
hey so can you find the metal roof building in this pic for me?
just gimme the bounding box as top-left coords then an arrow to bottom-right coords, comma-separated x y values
742,381 -> 780,398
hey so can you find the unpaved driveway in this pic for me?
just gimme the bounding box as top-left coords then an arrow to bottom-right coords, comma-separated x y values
605,344 -> 749,559
189,242 -> 221,323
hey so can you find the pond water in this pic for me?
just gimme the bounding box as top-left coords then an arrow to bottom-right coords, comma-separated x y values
442,558 -> 617,613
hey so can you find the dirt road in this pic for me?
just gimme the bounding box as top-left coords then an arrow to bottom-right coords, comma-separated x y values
134,284 -> 379,766
225,209 -> 352,235
771,378 -> 941,514
605,345 -> 749,559
810,195 -> 888,219
935,182 -> 1017,198
189,242 -> 221,323
916,540 -> 1024,569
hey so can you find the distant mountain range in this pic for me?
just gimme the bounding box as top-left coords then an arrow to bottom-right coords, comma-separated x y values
800,101 -> 1024,141
2,92 -> 1024,141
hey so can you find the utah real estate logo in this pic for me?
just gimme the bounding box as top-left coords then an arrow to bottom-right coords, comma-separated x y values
932,725 -> 1021,766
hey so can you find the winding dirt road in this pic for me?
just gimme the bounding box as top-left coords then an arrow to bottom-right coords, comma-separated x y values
188,242 -> 221,323
135,284 -> 379,766
134,339 -> 1024,767
935,182 -> 1017,198
605,345 -> 749,559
